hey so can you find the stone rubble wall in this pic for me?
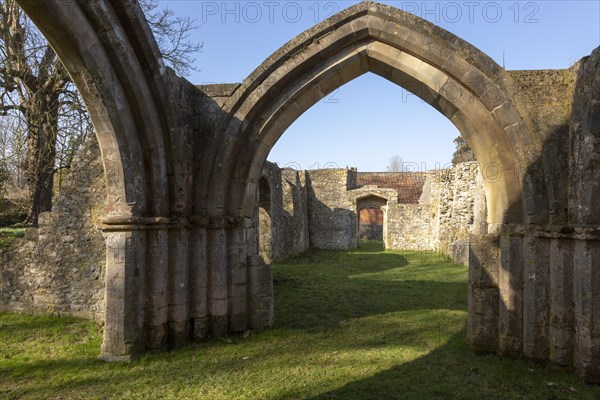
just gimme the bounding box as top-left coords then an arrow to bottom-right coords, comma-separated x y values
259,162 -> 485,263
257,162 -> 310,263
0,140 -> 484,322
430,162 -> 487,262
385,162 -> 486,265
386,204 -> 434,250
305,169 -> 358,250
0,138 -> 106,322
280,168 -> 311,257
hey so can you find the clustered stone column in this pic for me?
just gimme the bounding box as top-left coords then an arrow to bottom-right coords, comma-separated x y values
99,217 -> 273,362
468,227 -> 600,383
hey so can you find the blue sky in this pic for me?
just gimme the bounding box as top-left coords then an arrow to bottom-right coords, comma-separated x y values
158,1 -> 600,171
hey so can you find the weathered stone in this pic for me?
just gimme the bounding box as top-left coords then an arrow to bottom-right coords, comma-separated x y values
499,235 -> 523,355
573,240 -> 600,382
467,235 -> 500,353
207,228 -> 228,337
4,0 -> 598,382
522,235 -> 550,360
0,138 -> 106,322
306,169 -> 357,250
549,238 -> 575,366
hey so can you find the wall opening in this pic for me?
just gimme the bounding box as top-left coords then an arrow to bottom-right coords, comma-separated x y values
356,195 -> 389,246
359,207 -> 384,241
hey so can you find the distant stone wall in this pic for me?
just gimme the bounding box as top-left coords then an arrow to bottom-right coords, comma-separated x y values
429,162 -> 487,263
306,169 -> 357,250
259,162 -> 485,264
257,162 -> 310,262
385,162 -> 486,264
387,204 -> 433,250
0,141 -> 485,322
0,139 -> 106,321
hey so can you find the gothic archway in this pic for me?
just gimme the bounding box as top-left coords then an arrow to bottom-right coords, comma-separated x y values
210,2 -> 544,233
15,1 -> 179,361
14,2 -> 596,380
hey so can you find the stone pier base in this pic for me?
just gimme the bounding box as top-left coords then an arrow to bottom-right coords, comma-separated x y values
468,227 -> 600,383
98,217 -> 273,361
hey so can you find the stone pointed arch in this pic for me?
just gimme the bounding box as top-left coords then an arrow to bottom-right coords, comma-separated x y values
210,1 -> 543,232
16,0 -> 172,215
14,0 -> 177,360
10,0 -> 597,381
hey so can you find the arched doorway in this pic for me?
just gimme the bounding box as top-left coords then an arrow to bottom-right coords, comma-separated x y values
12,1 -> 191,360
210,1 -> 542,361
359,208 -> 384,240
356,195 -> 388,244
212,3 -> 540,227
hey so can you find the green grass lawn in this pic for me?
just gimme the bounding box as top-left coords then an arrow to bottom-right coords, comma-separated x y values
1,241 -> 598,399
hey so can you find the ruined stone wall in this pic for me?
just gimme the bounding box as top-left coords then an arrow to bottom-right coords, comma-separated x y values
257,162 -> 310,262
0,139 -> 106,321
306,169 -> 357,250
467,50 -> 600,383
280,168 -> 311,256
386,204 -> 434,250
508,68 -> 576,224
0,146 -> 486,324
385,162 -> 486,264
429,162 -> 487,262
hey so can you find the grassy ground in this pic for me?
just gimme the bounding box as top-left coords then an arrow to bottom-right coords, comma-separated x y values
1,241 -> 598,399
0,226 -> 26,250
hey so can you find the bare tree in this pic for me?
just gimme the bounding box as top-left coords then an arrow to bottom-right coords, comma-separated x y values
386,155 -> 404,172
0,0 -> 202,225
141,0 -> 203,76
0,115 -> 27,192
0,1 -> 75,224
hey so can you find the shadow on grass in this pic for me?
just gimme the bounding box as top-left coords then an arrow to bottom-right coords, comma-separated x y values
1,244 -> 599,399
273,243 -> 467,330
356,240 -> 385,252
294,328 -> 598,400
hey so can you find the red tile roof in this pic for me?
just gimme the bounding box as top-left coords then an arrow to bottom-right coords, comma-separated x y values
355,172 -> 428,204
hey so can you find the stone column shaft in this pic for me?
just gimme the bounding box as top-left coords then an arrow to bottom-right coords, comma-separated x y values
207,228 -> 228,336
573,239 -> 600,382
145,229 -> 169,349
498,235 -> 523,354
190,227 -> 208,339
467,235 -> 499,353
100,229 -> 146,361
228,226 -> 248,332
522,235 -> 550,360
549,238 -> 574,365
168,228 -> 190,346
